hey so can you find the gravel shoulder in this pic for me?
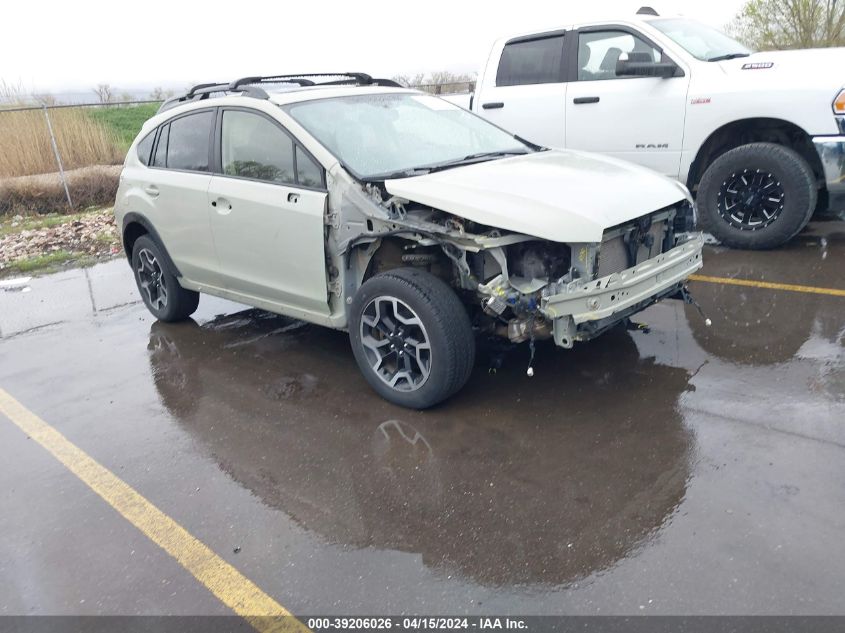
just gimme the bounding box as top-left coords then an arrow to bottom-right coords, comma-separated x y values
0,207 -> 122,278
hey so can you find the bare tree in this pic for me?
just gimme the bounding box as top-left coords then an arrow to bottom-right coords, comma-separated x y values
393,71 -> 477,94
93,83 -> 114,103
730,0 -> 845,49
392,72 -> 427,87
34,92 -> 59,106
149,86 -> 173,101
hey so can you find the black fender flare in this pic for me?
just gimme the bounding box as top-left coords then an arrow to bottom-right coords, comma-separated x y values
122,212 -> 182,277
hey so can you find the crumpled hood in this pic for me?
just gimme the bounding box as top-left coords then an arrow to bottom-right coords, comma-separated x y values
720,48 -> 845,87
384,150 -> 689,243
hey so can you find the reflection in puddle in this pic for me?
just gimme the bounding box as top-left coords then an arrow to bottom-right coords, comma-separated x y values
148,314 -> 695,588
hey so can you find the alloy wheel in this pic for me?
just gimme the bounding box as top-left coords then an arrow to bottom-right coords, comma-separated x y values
718,168 -> 786,230
359,296 -> 432,392
136,248 -> 168,310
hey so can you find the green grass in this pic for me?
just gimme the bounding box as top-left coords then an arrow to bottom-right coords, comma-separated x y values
4,250 -> 78,274
0,208 -> 105,237
87,103 -> 160,150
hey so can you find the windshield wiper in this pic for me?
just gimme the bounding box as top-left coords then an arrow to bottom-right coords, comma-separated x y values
460,149 -> 530,161
420,149 -> 530,174
362,149 -> 530,181
707,52 -> 751,62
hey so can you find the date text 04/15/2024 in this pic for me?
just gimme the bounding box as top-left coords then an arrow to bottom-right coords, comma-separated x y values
306,618 -> 528,630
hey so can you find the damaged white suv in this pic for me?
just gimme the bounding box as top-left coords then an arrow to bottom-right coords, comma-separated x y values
115,73 -> 704,408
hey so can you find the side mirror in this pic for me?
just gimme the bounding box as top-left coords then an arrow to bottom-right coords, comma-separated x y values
616,53 -> 681,78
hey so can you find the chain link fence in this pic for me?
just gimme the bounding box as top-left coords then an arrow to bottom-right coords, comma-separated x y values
0,101 -> 161,214
0,81 -> 473,214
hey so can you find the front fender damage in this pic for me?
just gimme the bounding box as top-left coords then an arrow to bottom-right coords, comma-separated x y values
324,167 -> 704,351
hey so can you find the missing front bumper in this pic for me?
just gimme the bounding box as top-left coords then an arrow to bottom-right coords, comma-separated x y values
542,235 -> 704,348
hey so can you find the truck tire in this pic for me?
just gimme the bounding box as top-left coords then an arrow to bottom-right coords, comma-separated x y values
697,142 -> 816,249
132,235 -> 199,322
349,268 -> 475,409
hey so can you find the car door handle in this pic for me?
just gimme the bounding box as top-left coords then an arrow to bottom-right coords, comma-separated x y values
143,185 -> 159,197
211,198 -> 232,213
287,192 -> 300,203
573,96 -> 600,104
482,102 -> 504,109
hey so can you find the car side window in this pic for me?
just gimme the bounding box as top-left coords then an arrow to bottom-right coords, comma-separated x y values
496,35 -> 565,87
222,110 -> 296,184
221,110 -> 323,188
577,30 -> 661,81
136,131 -> 155,166
166,111 -> 213,171
295,146 -> 323,188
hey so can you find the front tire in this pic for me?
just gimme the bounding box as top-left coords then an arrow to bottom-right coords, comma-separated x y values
131,235 -> 199,322
349,268 -> 475,409
697,142 -> 816,249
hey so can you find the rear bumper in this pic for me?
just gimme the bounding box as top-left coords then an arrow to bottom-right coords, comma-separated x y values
542,234 -> 704,348
812,135 -> 845,212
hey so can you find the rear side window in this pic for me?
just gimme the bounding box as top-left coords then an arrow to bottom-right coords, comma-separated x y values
152,124 -> 169,167
496,35 -> 565,86
136,132 -> 154,166
164,111 -> 213,171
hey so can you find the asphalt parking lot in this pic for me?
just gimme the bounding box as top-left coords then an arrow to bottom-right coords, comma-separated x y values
1,221 -> 844,619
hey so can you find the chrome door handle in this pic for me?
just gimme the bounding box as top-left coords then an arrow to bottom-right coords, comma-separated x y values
143,185 -> 159,197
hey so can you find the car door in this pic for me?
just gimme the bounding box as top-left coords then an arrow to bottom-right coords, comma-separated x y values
565,26 -> 691,178
477,30 -> 570,148
145,109 -> 220,287
208,108 -> 330,315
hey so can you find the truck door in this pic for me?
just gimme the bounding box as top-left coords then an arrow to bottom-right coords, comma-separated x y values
475,30 -> 569,149
565,26 -> 690,178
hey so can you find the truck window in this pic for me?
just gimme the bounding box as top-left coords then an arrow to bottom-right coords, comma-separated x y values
496,35 -> 565,87
577,31 -> 660,81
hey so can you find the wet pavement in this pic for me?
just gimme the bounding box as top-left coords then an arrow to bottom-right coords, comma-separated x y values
1,222 -> 844,616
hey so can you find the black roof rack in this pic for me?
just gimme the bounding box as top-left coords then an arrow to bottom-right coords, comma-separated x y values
158,73 -> 403,113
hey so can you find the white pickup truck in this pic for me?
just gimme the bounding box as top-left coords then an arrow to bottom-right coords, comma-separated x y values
447,7 -> 845,249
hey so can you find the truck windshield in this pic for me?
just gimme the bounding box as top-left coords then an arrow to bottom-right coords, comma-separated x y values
283,93 -> 530,180
650,18 -> 752,61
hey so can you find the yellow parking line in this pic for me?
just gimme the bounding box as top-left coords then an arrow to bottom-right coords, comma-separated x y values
688,274 -> 845,297
0,388 -> 307,633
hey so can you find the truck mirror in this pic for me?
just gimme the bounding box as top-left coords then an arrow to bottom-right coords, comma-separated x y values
616,58 -> 681,78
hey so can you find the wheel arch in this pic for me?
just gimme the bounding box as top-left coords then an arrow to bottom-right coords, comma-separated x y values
687,118 -> 823,193
358,236 -> 454,285
122,212 -> 182,277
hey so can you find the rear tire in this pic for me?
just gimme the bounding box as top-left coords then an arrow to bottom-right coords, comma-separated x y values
697,142 -> 816,249
349,268 -> 475,409
132,235 -> 199,322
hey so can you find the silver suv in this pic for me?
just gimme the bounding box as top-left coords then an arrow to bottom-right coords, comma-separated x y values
115,72 -> 703,408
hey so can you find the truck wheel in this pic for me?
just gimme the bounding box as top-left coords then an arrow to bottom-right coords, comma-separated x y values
349,268 -> 475,409
132,235 -> 199,322
697,142 -> 816,249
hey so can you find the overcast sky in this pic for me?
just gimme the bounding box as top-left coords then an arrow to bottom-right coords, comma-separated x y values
3,0 -> 746,95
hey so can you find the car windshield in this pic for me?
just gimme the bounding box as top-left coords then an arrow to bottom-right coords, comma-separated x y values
650,18 -> 752,61
283,93 -> 531,180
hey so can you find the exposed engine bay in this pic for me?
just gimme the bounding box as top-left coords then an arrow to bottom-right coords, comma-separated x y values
331,178 -> 703,352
